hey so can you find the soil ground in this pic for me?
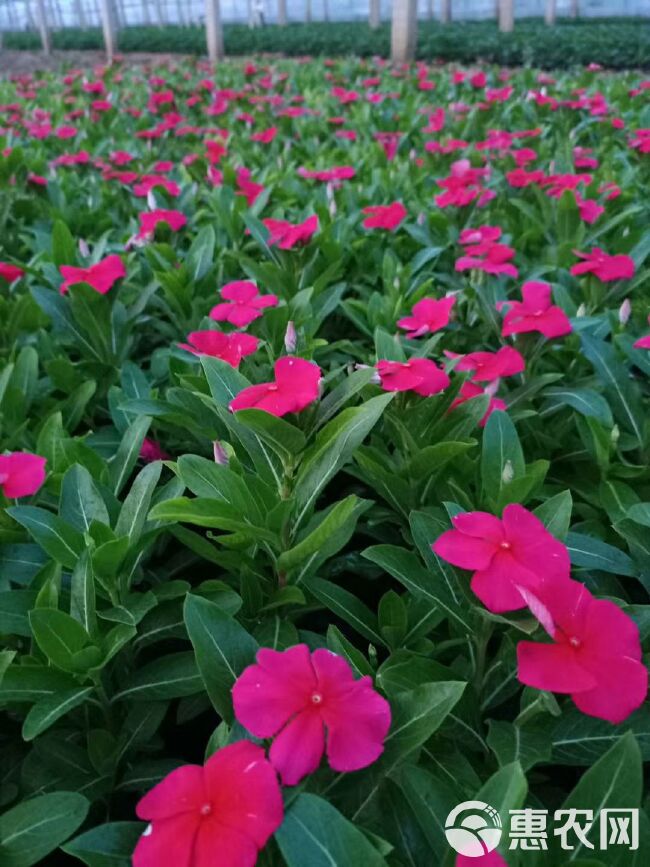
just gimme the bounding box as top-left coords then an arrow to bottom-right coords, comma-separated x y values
0,50 -> 192,75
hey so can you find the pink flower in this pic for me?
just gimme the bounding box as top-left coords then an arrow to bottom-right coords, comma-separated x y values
133,741 -> 283,867
446,346 -> 525,383
251,126 -> 278,144
432,504 -> 570,613
575,194 -> 604,224
232,644 -> 391,786
0,452 -> 46,498
450,381 -> 507,427
59,254 -> 126,295
362,202 -> 407,230
209,281 -> 278,328
140,439 -> 171,462
262,215 -> 318,249
377,358 -> 450,396
634,317 -> 650,349
424,108 -> 445,133
571,247 -> 636,282
230,357 -> 321,418
456,854 -> 508,867
179,330 -> 258,366
456,243 -> 518,278
458,226 -> 502,246
236,168 -> 265,206
517,578 -> 648,724
397,296 -> 456,338
0,262 -> 24,283
137,209 -> 187,240
298,165 -> 355,183
498,282 -> 572,339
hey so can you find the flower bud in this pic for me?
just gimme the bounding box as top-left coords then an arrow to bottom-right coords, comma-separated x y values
78,238 -> 90,258
213,441 -> 229,466
619,298 -> 632,326
284,321 -> 297,353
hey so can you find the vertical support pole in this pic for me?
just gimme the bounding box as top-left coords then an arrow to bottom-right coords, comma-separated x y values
545,0 -> 556,26
99,0 -> 117,62
498,0 -> 513,33
35,0 -> 51,54
369,0 -> 380,30
440,0 -> 450,24
277,0 -> 287,25
205,0 -> 224,64
391,0 -> 417,64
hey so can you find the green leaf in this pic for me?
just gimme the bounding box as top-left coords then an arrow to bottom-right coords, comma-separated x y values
544,387 -> 613,427
234,409 -> 306,462
0,791 -> 89,867
363,540 -> 474,634
114,461 -> 162,542
113,652 -> 202,701
187,225 -> 216,281
7,506 -> 85,569
581,334 -> 644,446
0,665 -> 78,703
304,576 -> 385,646
29,608 -> 99,673
550,732 -> 642,860
175,454 -> 256,515
279,495 -> 361,572
148,497 -> 276,542
22,687 -> 94,741
275,793 -> 389,867
550,706 -> 650,766
183,594 -> 258,722
294,393 -> 394,527
566,531 -> 637,577
62,822 -> 144,867
60,465 -> 109,532
70,551 -> 97,637
486,720 -> 552,771
534,490 -> 573,539
481,410 -> 525,507
52,220 -> 77,267
109,417 -> 152,496
0,591 -> 37,637
201,355 -> 250,406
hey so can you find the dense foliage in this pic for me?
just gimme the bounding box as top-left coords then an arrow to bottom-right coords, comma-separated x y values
1,54 -> 650,866
3,18 -> 650,69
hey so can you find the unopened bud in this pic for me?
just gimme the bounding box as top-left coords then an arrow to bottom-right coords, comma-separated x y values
576,303 -> 587,318
78,238 -> 90,258
502,459 -> 515,484
284,321 -> 297,353
146,189 -> 157,210
611,425 -> 620,447
619,298 -> 632,326
417,211 -> 426,225
213,441 -> 229,465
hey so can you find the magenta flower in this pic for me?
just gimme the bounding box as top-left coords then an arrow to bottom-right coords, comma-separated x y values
377,358 -> 450,396
298,165 -> 356,183
397,296 -> 456,338
133,741 -> 283,867
0,452 -> 46,498
179,331 -> 259,366
455,242 -> 518,278
447,346 -> 525,383
59,254 -> 126,295
137,209 -> 187,240
0,262 -> 24,283
570,247 -> 636,282
634,316 -> 650,349
209,281 -> 278,328
498,282 -> 572,339
450,381 -> 507,427
140,438 -> 171,462
456,854 -> 508,867
232,645 -> 391,786
517,579 -> 648,724
229,357 -> 321,418
362,202 -> 407,230
262,215 -> 319,249
432,504 -> 570,613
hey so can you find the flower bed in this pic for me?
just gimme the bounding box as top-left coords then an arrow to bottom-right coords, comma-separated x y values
1,55 -> 650,866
